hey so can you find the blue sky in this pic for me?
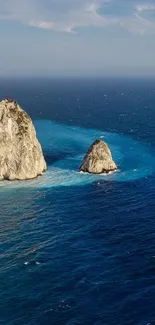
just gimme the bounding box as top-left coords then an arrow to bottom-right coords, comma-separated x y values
0,0 -> 155,77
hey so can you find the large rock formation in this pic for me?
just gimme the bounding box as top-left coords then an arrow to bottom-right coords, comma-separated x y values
0,99 -> 46,180
79,139 -> 117,174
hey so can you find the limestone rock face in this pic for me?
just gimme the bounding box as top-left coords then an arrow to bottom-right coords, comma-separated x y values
0,99 -> 46,180
79,139 -> 117,174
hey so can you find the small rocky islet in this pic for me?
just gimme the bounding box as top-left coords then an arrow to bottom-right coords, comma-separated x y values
0,99 -> 117,181
79,139 -> 117,174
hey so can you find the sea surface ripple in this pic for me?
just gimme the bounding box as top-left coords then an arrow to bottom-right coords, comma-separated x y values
0,78 -> 155,325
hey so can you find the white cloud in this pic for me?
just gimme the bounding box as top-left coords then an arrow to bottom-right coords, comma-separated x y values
120,13 -> 155,35
136,3 -> 155,11
28,1 -> 116,32
0,0 -> 155,34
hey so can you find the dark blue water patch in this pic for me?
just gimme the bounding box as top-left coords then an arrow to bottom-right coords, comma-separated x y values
0,78 -> 155,144
1,179 -> 155,325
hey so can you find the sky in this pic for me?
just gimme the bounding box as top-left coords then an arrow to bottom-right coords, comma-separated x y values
0,0 -> 155,77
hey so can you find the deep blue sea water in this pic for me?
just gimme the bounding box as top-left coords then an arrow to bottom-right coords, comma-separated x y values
0,78 -> 155,325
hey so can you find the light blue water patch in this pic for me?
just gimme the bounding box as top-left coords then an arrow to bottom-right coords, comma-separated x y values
0,119 -> 155,189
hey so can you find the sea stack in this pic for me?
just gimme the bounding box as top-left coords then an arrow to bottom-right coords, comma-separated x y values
79,139 -> 117,174
0,99 -> 46,180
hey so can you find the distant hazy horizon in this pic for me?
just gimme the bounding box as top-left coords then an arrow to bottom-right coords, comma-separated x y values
0,74 -> 155,80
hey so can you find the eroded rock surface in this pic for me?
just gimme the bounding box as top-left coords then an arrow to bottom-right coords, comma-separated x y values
79,139 -> 117,174
0,99 -> 46,180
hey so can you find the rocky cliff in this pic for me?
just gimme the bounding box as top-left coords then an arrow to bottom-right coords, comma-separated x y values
0,99 -> 46,180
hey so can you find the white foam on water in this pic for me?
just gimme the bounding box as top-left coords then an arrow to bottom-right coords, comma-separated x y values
0,119 -> 155,189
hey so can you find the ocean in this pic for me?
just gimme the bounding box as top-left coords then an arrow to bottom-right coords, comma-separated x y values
0,78 -> 155,325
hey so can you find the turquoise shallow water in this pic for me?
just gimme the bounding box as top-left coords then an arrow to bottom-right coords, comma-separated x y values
1,119 -> 155,190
